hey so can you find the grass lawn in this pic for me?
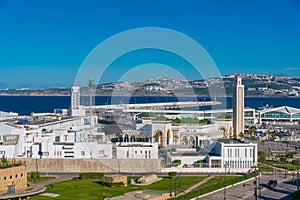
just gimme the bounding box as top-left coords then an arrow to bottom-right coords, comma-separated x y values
265,160 -> 298,171
177,174 -> 255,200
28,176 -> 56,183
30,176 -> 207,200
258,164 -> 276,172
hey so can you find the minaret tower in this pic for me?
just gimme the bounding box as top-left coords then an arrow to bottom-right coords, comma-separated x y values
232,75 -> 244,139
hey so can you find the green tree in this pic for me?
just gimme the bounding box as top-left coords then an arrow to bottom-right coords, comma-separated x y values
279,156 -> 287,163
168,172 -> 177,179
30,171 -> 41,183
279,133 -> 284,141
258,151 -> 266,164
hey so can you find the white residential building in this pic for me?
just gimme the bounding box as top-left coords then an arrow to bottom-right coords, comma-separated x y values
208,138 -> 258,169
116,142 -> 158,159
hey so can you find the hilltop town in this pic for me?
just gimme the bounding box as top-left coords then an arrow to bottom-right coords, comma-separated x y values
1,74 -> 300,97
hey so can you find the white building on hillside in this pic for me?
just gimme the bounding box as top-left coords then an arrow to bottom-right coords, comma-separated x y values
0,123 -> 26,158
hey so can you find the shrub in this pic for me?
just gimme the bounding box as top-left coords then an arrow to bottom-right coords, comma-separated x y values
279,157 -> 287,163
286,152 -> 294,158
168,172 -> 177,179
79,172 -> 104,180
292,160 -> 299,165
173,160 -> 181,164
98,181 -> 124,188
30,171 -> 41,183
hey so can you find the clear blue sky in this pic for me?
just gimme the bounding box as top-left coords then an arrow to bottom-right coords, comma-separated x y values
0,0 -> 300,89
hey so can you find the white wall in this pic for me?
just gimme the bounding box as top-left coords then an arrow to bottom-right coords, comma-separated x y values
116,142 -> 158,159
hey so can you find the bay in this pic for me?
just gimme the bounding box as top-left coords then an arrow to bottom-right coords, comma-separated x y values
0,96 -> 299,116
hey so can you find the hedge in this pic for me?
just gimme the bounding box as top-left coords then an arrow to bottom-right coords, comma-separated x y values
79,172 -> 104,180
97,181 -> 124,188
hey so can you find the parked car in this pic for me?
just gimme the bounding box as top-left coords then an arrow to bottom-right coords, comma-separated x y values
182,164 -> 193,168
267,180 -> 278,188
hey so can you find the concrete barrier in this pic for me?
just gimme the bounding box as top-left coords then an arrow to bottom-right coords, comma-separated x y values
19,158 -> 161,173
161,167 -> 250,173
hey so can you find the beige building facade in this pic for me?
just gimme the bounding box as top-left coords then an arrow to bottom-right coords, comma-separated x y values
0,165 -> 27,195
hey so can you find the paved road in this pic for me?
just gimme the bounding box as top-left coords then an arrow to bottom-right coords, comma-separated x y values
200,174 -> 298,200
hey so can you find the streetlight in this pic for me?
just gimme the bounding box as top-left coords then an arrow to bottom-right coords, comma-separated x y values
224,162 -> 229,200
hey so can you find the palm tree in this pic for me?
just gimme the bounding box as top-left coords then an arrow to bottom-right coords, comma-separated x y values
279,133 -> 284,142
115,133 -> 122,142
266,129 -> 272,141
248,126 -> 256,137
271,134 -> 276,141
239,132 -> 245,140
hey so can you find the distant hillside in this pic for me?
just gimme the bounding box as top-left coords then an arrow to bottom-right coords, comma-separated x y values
1,74 -> 300,97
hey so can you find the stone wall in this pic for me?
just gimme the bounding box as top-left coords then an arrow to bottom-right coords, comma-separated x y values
104,175 -> 127,186
19,158 -> 161,173
0,166 -> 27,195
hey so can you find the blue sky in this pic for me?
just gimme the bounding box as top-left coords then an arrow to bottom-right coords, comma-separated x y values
0,0 -> 300,89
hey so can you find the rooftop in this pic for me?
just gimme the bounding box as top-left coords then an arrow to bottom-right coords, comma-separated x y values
217,138 -> 244,144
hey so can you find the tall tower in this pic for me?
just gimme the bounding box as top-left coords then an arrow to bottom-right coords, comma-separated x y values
70,86 -> 85,116
232,75 -> 244,139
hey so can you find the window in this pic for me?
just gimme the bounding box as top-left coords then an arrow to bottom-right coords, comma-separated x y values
245,149 -> 247,157
15,174 -> 18,178
55,136 -> 60,142
21,173 -> 23,177
43,152 -> 49,156
81,151 -> 85,156
149,151 -> 151,158
0,150 -> 5,155
145,151 -> 147,159
127,151 -> 129,158
10,175 -> 12,179
64,135 -> 68,141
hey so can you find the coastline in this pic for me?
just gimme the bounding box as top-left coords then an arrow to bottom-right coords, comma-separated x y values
1,94 -> 300,98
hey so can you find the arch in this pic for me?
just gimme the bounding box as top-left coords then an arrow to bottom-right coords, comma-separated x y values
124,134 -> 129,142
130,134 -> 135,142
189,136 -> 195,147
154,130 -> 164,145
182,136 -> 188,145
218,126 -> 227,137
167,129 -> 171,145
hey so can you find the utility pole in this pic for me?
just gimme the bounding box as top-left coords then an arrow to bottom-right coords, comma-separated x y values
297,160 -> 300,193
174,177 -> 177,200
88,78 -> 95,141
